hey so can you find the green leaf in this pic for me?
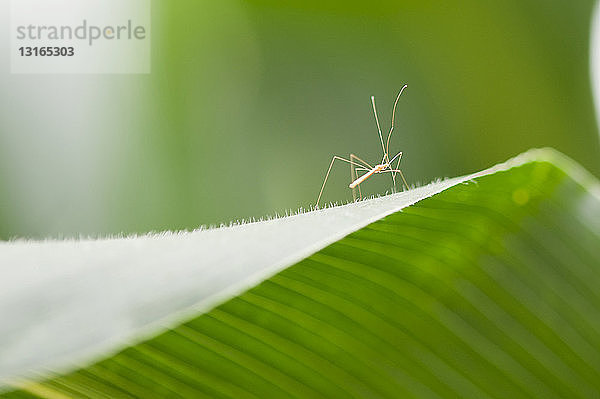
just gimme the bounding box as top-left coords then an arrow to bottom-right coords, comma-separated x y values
1,148 -> 599,398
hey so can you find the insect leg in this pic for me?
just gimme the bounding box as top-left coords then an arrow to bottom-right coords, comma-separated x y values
381,168 -> 409,191
350,153 -> 370,201
316,155 -> 369,208
387,151 -> 403,192
350,153 -> 373,169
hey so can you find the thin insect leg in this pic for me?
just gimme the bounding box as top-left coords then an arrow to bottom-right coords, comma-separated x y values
316,155 -> 369,207
398,169 -> 409,190
353,168 -> 371,201
386,164 -> 397,193
393,153 -> 403,190
371,96 -> 386,158
350,153 -> 373,169
351,156 -> 358,201
389,151 -> 403,165
350,154 -> 367,201
387,151 -> 403,191
380,169 -> 409,190
385,84 -> 408,158
387,151 -> 402,192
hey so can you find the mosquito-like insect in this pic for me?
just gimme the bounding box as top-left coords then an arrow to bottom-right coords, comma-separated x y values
316,84 -> 409,208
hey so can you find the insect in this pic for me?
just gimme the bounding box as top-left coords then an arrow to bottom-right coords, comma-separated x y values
316,85 -> 410,208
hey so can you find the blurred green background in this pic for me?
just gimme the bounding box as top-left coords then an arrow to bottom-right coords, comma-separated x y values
1,0 -> 599,239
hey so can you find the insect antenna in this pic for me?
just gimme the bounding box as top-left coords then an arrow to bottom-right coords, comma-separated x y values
371,96 -> 386,162
385,84 -> 408,164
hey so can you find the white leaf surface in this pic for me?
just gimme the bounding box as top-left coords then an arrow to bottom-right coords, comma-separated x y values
0,149 -> 568,389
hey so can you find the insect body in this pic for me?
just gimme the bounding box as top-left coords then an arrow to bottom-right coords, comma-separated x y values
349,162 -> 388,188
316,85 -> 409,208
